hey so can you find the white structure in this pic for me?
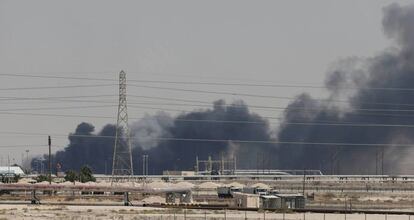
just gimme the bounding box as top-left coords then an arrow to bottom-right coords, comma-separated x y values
232,192 -> 260,208
0,166 -> 25,175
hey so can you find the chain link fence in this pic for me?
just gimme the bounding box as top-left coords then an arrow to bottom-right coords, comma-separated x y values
104,209 -> 414,220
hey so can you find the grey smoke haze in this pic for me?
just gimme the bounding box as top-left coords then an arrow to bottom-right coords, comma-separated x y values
32,3 -> 414,175
130,112 -> 173,150
383,3 -> 414,50
277,3 -> 414,174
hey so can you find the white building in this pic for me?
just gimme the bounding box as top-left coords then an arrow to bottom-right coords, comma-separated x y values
0,166 -> 25,175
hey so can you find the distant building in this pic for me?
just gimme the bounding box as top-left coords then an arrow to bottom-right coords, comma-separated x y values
0,166 -> 25,176
162,171 -> 195,176
260,195 -> 281,209
232,192 -> 260,208
273,193 -> 306,209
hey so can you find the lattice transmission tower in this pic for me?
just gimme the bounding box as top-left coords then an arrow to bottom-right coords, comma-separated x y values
112,70 -> 134,180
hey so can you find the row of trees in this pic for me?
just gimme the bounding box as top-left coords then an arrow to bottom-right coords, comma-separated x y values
64,166 -> 96,183
35,166 -> 95,183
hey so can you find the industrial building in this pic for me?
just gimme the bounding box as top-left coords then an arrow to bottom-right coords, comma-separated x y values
218,184 -> 305,209
0,166 -> 25,176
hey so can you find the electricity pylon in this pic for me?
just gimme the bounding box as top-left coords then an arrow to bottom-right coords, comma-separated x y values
112,70 -> 134,181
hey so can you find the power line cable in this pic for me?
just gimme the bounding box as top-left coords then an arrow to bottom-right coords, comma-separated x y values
3,94 -> 414,114
5,72 -> 414,91
129,84 -> 414,109
2,94 -> 414,120
0,84 -> 115,91
4,93 -> 414,121
0,94 -> 115,101
2,131 -> 414,148
0,70 -> 322,85
0,144 -> 46,148
0,105 -> 116,112
3,111 -> 414,128
3,73 -> 414,108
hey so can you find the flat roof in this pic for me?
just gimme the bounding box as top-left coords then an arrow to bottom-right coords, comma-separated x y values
273,193 -> 304,197
261,195 -> 279,199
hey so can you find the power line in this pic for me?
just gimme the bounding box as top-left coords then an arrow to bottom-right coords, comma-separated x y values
0,70 -> 317,84
13,97 -> 414,114
3,95 -> 414,123
5,72 -> 414,91
0,105 -> 116,112
3,110 -> 414,128
3,73 -> 414,108
4,93 -> 414,121
0,84 -> 115,91
0,112 -> 114,119
130,84 -> 414,109
0,94 -> 115,102
0,144 -> 46,148
127,102 -> 414,113
3,94 -> 414,114
2,131 -> 414,148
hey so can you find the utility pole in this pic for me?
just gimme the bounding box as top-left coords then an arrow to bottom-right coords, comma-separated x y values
375,148 -> 379,175
26,149 -> 29,171
7,155 -> 10,174
233,156 -> 237,175
142,155 -> 148,176
381,146 -> 384,175
221,153 -> 224,175
7,155 -> 10,183
48,136 -> 52,184
262,153 -> 265,174
302,168 -> 306,196
195,156 -> 199,174
208,156 -> 212,173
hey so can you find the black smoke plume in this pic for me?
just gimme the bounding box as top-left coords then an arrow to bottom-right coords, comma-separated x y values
32,3 -> 414,175
32,100 -> 275,174
277,3 -> 414,174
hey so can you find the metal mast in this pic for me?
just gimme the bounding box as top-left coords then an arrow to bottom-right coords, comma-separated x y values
112,70 -> 134,180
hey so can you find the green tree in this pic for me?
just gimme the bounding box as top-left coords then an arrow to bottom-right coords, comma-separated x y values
78,166 -> 96,183
64,170 -> 78,182
35,174 -> 50,183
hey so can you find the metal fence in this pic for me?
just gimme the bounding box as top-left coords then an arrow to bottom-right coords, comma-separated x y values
97,209 -> 414,220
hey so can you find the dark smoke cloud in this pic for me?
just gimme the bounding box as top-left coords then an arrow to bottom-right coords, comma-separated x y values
140,100 -> 277,174
383,3 -> 414,50
31,123 -> 117,174
277,3 -> 414,174
33,100 -> 275,174
32,3 -> 414,175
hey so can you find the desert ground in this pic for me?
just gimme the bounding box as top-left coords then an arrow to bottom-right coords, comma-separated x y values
0,204 -> 414,220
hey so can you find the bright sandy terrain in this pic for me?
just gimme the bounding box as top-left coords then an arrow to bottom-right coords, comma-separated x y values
4,179 -> 414,219
0,204 -> 413,220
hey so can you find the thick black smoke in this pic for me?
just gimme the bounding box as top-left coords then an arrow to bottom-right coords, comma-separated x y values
33,100 -> 275,174
140,100 -> 277,174
31,123 -> 117,174
277,3 -> 414,174
32,3 -> 414,175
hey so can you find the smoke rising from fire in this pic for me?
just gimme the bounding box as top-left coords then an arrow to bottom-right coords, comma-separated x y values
32,3 -> 414,175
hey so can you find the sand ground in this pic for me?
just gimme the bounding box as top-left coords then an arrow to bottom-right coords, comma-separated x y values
0,204 -> 413,220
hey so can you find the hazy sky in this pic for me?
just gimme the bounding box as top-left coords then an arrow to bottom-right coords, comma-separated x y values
0,0 -> 410,164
